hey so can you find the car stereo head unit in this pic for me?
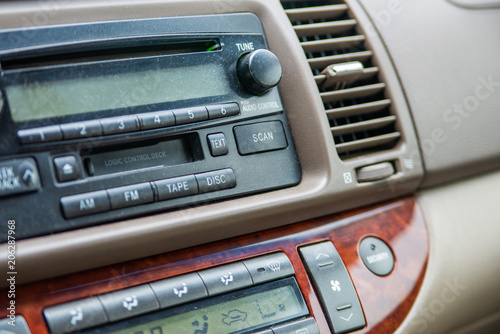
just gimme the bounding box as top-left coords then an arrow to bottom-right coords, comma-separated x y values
0,13 -> 301,241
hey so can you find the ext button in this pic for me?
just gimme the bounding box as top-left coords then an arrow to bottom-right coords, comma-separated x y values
195,169 -> 236,193
53,156 -> 80,182
18,125 -> 62,144
43,297 -> 107,334
198,262 -> 252,296
206,103 -> 240,119
173,106 -> 208,125
107,182 -> 154,210
150,273 -> 208,309
138,110 -> 175,130
233,121 -> 288,155
60,190 -> 110,219
60,120 -> 102,139
243,252 -> 294,285
207,133 -> 228,157
98,285 -> 159,322
154,175 -> 198,201
0,158 -> 40,198
100,116 -> 140,135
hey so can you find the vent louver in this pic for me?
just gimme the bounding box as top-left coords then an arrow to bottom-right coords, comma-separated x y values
281,0 -> 401,159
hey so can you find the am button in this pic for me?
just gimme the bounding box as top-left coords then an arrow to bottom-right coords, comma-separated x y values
233,121 -> 288,155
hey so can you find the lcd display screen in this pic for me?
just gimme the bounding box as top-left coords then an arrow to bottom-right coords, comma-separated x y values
5,63 -> 229,122
113,285 -> 302,334
84,278 -> 307,334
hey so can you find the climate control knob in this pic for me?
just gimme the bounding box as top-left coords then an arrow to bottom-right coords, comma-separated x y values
236,49 -> 282,96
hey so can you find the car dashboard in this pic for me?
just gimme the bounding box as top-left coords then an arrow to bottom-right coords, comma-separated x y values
0,1 -> 499,334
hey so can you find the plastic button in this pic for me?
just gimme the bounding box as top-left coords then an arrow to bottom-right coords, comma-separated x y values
0,315 -> 32,334
60,190 -> 110,218
300,241 -> 366,334
206,103 -> 240,119
61,120 -> 102,139
154,175 -> 198,201
359,237 -> 395,276
150,273 -> 208,309
18,126 -> 62,144
0,158 -> 41,198
53,156 -> 80,182
234,121 -> 288,155
100,116 -> 140,135
173,106 -> 208,125
98,285 -> 159,322
138,110 -> 175,130
272,318 -> 320,334
207,133 -> 228,157
243,252 -> 294,285
107,182 -> 154,210
195,169 -> 236,193
198,262 -> 252,296
43,297 -> 107,334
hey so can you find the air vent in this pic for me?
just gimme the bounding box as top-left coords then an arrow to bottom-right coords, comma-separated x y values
282,0 -> 401,159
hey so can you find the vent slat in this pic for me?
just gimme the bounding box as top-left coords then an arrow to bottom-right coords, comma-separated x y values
331,115 -> 396,136
314,66 -> 378,86
320,83 -> 385,104
326,99 -> 391,119
301,35 -> 365,53
293,19 -> 357,37
335,133 -> 401,154
282,0 -> 400,158
285,4 -> 348,22
308,51 -> 373,71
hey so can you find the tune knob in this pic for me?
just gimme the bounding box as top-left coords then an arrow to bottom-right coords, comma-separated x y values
236,49 -> 282,96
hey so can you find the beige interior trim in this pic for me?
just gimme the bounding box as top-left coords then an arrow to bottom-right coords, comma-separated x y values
395,169 -> 500,334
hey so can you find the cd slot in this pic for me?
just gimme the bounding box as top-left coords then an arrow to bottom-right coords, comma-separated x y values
1,38 -> 221,70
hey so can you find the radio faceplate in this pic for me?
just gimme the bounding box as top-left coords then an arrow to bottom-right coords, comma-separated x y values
0,13 -> 301,241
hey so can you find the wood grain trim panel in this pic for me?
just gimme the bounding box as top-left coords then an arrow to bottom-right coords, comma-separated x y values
0,196 -> 427,334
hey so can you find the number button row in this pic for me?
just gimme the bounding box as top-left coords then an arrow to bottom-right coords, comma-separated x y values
18,103 -> 240,144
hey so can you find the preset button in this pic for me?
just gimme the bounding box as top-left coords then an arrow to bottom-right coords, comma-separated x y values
138,110 -> 175,130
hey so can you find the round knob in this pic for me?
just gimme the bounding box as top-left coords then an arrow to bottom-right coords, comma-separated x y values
237,49 -> 282,96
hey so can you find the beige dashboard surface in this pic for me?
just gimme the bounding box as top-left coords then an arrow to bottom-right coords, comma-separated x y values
396,169 -> 500,334
359,0 -> 500,187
